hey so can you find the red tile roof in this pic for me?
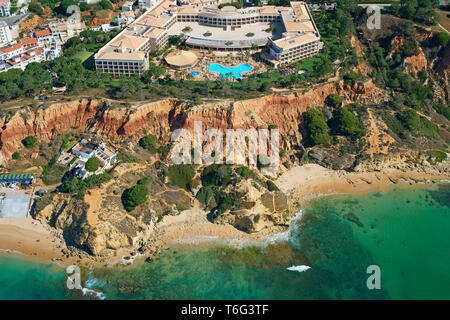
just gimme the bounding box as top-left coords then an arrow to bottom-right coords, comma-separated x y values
0,43 -> 22,53
35,29 -> 52,37
20,38 -> 38,46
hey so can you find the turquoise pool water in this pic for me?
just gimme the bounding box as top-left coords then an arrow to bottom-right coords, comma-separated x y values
0,184 -> 449,299
208,63 -> 252,79
190,71 -> 200,76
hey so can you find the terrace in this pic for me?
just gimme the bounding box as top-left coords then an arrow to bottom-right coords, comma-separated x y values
167,21 -> 284,50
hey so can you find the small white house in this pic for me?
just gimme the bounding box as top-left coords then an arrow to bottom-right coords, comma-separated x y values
70,140 -> 118,179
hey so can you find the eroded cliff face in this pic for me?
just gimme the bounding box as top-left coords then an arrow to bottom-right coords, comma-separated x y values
0,99 -> 100,164
0,80 -> 387,165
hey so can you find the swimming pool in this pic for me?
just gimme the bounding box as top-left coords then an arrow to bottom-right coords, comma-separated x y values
190,71 -> 200,76
208,64 -> 252,79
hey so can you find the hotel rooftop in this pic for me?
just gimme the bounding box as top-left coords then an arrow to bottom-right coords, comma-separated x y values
95,1 -> 321,75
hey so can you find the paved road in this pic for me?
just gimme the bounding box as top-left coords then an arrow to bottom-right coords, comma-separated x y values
0,14 -> 26,27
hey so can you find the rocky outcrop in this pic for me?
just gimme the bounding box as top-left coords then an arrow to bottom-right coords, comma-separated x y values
33,192 -> 156,256
354,151 -> 449,173
211,179 -> 294,233
403,48 -> 428,74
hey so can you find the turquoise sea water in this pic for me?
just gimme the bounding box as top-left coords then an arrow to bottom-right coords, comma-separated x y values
0,255 -> 68,299
208,64 -> 252,79
0,185 -> 449,300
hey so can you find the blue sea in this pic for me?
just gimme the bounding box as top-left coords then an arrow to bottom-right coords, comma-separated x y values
0,184 -> 449,300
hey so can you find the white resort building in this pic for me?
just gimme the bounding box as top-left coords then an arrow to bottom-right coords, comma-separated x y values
94,1 -> 320,76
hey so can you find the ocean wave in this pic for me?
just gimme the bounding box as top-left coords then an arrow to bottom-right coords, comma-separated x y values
0,249 -> 26,256
81,287 -> 106,300
121,252 -> 143,265
222,208 -> 305,250
81,269 -> 106,300
173,235 -> 221,245
263,208 -> 304,248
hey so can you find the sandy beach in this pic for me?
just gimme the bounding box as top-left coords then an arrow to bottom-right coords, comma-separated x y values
0,163 -> 448,266
0,216 -> 70,265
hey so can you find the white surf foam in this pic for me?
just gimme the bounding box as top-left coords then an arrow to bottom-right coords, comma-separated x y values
286,265 -> 311,273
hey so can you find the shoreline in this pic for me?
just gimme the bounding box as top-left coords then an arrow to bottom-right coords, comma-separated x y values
0,164 -> 448,268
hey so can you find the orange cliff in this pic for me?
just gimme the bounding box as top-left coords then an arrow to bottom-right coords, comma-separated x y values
0,80 -> 387,165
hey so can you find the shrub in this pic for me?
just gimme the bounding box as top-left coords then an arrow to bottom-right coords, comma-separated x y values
85,172 -> 111,187
333,107 -> 366,140
201,164 -> 232,187
42,164 -> 68,185
117,150 -> 139,163
58,173 -> 111,194
122,184 -> 148,212
22,136 -> 37,149
196,186 -> 216,209
427,150 -> 446,162
235,166 -> 257,180
138,176 -> 152,185
398,108 -> 439,139
343,73 -> 360,86
167,164 -> 195,190
139,134 -> 158,154
12,152 -> 20,160
325,94 -> 343,108
85,157 -> 101,172
433,103 -> 450,120
432,32 -> 449,47
266,180 -> 279,191
59,178 -> 88,194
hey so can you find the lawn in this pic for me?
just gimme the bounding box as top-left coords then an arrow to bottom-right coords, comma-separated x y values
75,50 -> 95,70
75,50 -> 94,63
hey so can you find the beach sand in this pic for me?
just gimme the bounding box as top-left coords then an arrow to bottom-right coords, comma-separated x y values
0,216 -> 70,265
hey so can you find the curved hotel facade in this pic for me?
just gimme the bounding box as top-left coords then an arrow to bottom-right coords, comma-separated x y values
94,0 -> 321,76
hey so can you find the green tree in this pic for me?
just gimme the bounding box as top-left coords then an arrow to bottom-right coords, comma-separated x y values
333,106 -> 366,140
85,157 -> 101,172
122,184 -> 148,211
325,94 -> 343,108
432,32 -> 449,47
139,134 -> 158,153
59,178 -> 87,194
12,152 -> 20,160
201,164 -> 232,187
304,109 -> 331,146
167,164 -> 195,190
266,180 -> 279,191
99,0 -> 112,9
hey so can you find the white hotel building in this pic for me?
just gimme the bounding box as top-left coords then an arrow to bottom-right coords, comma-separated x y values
94,1 -> 321,76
